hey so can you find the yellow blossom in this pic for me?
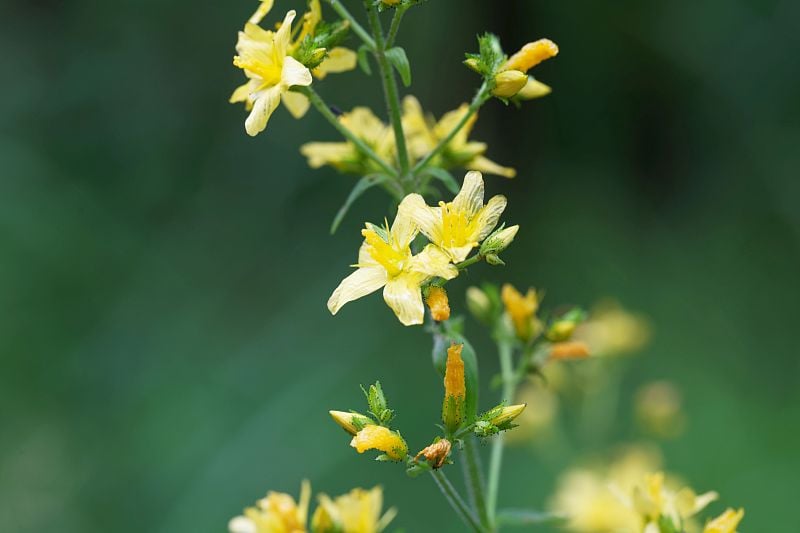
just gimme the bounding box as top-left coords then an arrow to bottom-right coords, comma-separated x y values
493,38 -> 558,98
402,96 -> 516,178
489,404 -> 526,426
425,286 -> 451,321
350,425 -> 408,460
627,472 -> 718,531
574,301 -> 651,357
311,486 -> 397,533
704,508 -> 744,533
230,10 -> 313,136
501,283 -> 540,341
404,171 -> 507,262
229,480 -> 311,533
327,196 -> 458,325
300,107 -> 395,173
442,343 -> 466,432
503,39 -> 559,73
550,341 -> 591,361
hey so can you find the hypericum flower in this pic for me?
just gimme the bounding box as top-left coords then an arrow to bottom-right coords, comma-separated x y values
501,283 -> 540,341
229,480 -> 311,533
704,508 -> 744,533
425,286 -> 450,322
404,171 -> 507,263
350,425 -> 408,461
230,10 -> 313,136
311,486 -> 397,533
415,438 -> 452,469
327,197 -> 458,325
488,404 -> 526,426
573,301 -> 651,357
300,107 -> 394,173
329,410 -> 375,436
442,344 -> 466,432
627,472 -> 718,532
402,96 -> 516,178
493,38 -> 559,98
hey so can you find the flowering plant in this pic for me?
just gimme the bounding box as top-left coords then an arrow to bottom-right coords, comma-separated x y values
226,1 -> 745,532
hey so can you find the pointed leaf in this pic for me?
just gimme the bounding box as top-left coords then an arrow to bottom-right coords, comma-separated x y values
331,174 -> 390,234
358,44 -> 373,75
497,509 -> 566,526
386,46 -> 412,87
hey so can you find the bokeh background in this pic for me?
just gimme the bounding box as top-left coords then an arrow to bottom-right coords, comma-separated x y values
2,0 -> 799,531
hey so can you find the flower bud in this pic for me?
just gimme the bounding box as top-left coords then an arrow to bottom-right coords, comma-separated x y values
425,286 -> 451,322
480,225 -> 519,256
463,57 -> 481,73
466,286 -> 492,323
442,344 -> 466,433
546,320 -> 577,342
350,425 -> 408,461
489,404 -> 526,426
503,39 -> 559,73
415,438 -> 452,469
516,77 -> 552,100
549,341 -> 590,360
491,70 -> 528,98
484,253 -> 505,266
329,410 -> 374,436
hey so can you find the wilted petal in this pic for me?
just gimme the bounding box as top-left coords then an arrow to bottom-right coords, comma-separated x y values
327,266 -> 387,315
383,275 -> 425,325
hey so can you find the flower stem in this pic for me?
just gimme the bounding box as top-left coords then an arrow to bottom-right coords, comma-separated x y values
412,81 -> 491,175
364,2 -> 411,179
463,436 -> 491,529
486,338 -> 515,528
431,469 -> 486,533
456,253 -> 484,270
386,4 -> 410,48
296,86 -> 396,177
324,0 -> 375,49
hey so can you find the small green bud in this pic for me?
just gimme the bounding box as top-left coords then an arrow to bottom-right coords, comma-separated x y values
466,286 -> 493,323
485,253 -> 505,266
480,224 -> 519,256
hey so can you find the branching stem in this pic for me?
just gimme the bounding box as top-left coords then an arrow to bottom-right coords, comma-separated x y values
486,338 -> 515,528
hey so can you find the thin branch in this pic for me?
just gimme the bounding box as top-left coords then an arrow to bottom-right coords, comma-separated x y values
431,469 -> 486,533
324,0 -> 375,49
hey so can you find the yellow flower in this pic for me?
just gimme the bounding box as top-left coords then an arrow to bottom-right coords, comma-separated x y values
300,107 -> 395,173
493,38 -> 558,98
327,196 -> 458,325
442,343 -> 466,432
501,283 -> 540,341
573,300 -> 651,357
404,171 -> 507,262
704,508 -> 744,533
402,96 -> 516,178
230,10 -> 313,136
313,47 -> 358,79
628,472 -> 718,531
350,425 -> 408,460
229,480 -> 311,533
311,486 -> 397,533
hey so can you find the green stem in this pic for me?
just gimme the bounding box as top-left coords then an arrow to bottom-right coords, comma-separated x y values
365,2 -> 411,179
412,81 -> 491,175
324,0 -> 375,49
487,339 -> 515,528
463,436 -> 491,529
386,4 -> 410,48
456,253 -> 484,270
431,470 -> 486,533
296,86 -> 396,177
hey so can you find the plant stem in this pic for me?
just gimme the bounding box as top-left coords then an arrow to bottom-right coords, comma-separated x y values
431,469 -> 486,533
412,81 -> 491,175
486,339 -> 515,528
325,0 -> 375,49
463,436 -> 491,529
364,2 -> 411,179
456,253 -> 484,270
386,4 -> 410,48
296,86 -> 396,177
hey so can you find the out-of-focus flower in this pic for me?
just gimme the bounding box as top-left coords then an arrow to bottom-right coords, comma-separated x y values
501,283 -> 540,342
635,381 -> 686,439
230,10 -> 313,136
505,382 -> 558,444
404,171 -> 507,262
625,472 -> 718,532
442,344 -> 466,432
311,486 -> 397,533
574,301 -> 651,357
466,286 -> 493,324
350,425 -> 408,461
402,96 -> 516,177
327,197 -> 457,325
300,107 -> 395,173
492,39 -> 558,98
425,286 -> 451,322
229,480 -> 311,533
704,508 -> 744,533
550,341 -> 591,361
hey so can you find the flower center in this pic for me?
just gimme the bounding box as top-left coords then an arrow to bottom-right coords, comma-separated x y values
362,228 -> 406,277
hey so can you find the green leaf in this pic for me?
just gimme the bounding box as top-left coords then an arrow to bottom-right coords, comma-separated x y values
496,509 -> 566,526
331,174 -> 390,234
423,167 -> 459,194
357,44 -> 372,75
386,47 -> 412,87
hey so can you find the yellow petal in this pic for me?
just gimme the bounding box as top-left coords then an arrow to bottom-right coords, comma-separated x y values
503,38 -> 559,73
281,55 -> 313,88
704,508 -> 744,533
466,155 -> 517,178
474,194 -> 508,241
229,81 -> 253,104
492,70 -> 528,98
274,10 -> 296,58
282,90 -> 310,118
408,244 -> 458,280
400,193 -> 442,243
517,77 -> 552,100
350,425 -> 408,460
244,85 -> 282,136
327,266 -> 387,315
452,171 -> 485,217
392,197 -> 421,248
315,47 -> 358,78
299,142 -> 353,168
248,0 -> 274,24
383,275 -> 425,325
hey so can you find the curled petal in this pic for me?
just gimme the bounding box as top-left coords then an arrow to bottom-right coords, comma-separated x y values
274,10 -> 297,58
392,197 -> 421,248
475,195 -> 507,241
383,275 -> 425,326
327,266 -> 386,315
248,0 -> 274,24
245,85 -> 282,136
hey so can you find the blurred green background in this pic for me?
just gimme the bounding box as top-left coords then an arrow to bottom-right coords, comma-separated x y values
2,0 -> 799,531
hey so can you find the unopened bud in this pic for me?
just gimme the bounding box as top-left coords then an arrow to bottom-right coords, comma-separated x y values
489,404 -> 527,426
442,344 -> 466,433
480,225 -> 519,256
415,438 -> 452,469
491,70 -> 528,98
485,253 -> 505,266
329,410 -> 374,436
463,57 -> 481,73
516,77 -> 552,100
426,286 -> 451,322
466,286 -> 492,323
550,341 -> 590,360
547,320 -> 577,342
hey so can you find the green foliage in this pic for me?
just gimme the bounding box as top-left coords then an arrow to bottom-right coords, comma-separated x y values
385,47 -> 412,87
362,381 -> 395,425
330,174 -> 393,234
